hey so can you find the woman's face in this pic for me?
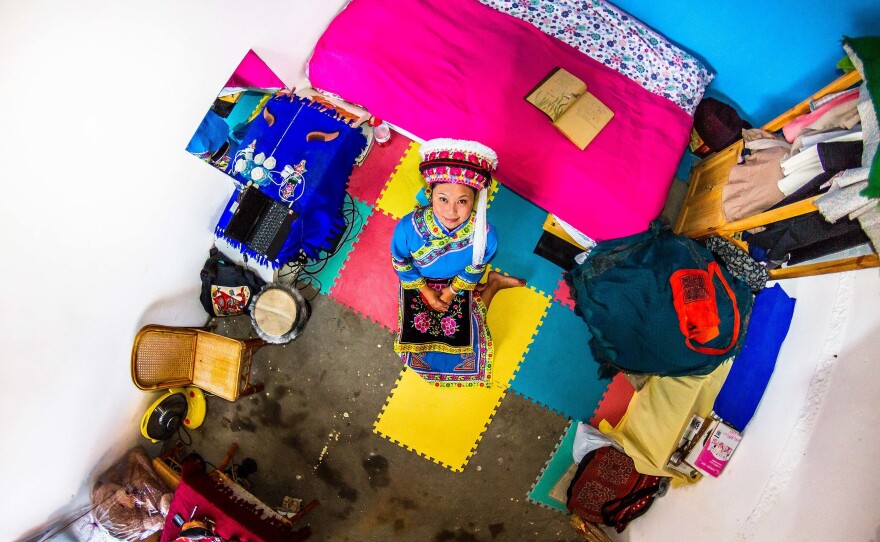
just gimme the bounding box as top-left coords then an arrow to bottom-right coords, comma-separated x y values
432,182 -> 476,230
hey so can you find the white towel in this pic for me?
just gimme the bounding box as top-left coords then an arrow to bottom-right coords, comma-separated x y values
780,145 -> 820,176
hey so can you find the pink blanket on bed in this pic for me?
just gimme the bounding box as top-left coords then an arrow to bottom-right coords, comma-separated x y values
309,0 -> 692,240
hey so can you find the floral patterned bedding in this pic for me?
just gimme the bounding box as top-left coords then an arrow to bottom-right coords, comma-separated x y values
478,0 -> 713,115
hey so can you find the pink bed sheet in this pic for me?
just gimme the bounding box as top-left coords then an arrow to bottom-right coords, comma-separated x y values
309,0 -> 693,241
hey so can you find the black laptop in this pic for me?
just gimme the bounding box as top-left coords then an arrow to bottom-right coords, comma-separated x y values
224,187 -> 297,261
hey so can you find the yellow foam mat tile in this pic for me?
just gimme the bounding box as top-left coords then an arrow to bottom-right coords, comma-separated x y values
373,278 -> 550,471
375,370 -> 506,471
486,277 -> 551,385
375,142 -> 425,219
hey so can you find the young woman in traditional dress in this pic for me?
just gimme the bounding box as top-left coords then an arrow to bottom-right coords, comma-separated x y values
390,139 -> 525,388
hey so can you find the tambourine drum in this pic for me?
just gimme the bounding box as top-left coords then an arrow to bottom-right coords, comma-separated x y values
249,283 -> 310,344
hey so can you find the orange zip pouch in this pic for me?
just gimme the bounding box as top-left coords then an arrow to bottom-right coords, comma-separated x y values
670,261 -> 741,355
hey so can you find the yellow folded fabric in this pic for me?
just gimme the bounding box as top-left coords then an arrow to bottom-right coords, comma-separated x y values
598,360 -> 732,484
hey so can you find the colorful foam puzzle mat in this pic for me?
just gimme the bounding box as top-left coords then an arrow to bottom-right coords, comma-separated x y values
374,369 -> 507,472
314,128 -> 623,472
347,134 -> 412,206
486,185 -> 566,298
553,278 -> 576,311
373,283 -> 550,471
375,141 -> 426,220
589,373 -> 635,428
329,210 -> 401,332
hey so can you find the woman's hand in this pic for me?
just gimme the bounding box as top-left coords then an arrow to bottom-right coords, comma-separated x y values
419,285 -> 449,312
439,287 -> 456,305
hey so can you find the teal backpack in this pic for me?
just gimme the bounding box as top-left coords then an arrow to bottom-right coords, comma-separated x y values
567,221 -> 753,378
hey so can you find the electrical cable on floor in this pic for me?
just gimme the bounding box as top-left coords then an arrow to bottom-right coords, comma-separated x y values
295,192 -> 364,293
301,276 -> 324,296
177,423 -> 193,446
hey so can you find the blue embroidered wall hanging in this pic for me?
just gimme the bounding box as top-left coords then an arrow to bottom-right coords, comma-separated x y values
214,95 -> 367,266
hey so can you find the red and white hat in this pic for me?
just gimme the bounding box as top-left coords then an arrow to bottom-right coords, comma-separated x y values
418,138 -> 498,191
419,138 -> 498,266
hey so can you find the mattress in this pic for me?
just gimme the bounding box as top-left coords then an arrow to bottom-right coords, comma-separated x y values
309,0 -> 697,240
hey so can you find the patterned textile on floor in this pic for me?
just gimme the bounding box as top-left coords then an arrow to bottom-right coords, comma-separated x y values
566,446 -> 667,533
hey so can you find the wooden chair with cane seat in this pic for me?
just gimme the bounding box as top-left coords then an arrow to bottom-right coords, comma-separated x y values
131,325 -> 267,401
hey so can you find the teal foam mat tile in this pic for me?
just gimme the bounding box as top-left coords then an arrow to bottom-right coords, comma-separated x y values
527,420 -> 578,513
511,302 -> 607,421
486,185 -> 564,297
306,196 -> 373,294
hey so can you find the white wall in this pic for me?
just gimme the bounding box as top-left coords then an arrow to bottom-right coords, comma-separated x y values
0,2 -> 348,540
1,2 -> 878,542
625,269 -> 880,541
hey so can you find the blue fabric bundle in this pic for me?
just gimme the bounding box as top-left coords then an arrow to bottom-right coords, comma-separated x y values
215,95 -> 367,266
714,284 -> 796,431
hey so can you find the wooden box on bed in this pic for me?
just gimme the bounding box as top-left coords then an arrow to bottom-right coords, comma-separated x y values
673,70 -> 879,279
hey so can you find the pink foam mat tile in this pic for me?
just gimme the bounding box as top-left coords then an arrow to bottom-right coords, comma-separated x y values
552,278 -> 575,311
589,373 -> 635,428
346,132 -> 412,206
329,210 -> 401,332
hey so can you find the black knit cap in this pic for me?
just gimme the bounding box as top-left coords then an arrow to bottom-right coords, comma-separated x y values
693,98 -> 749,152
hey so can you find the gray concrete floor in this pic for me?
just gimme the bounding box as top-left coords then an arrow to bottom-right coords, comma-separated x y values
177,289 -> 584,541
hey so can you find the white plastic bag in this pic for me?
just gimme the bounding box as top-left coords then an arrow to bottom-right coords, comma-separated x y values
572,422 -> 620,463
